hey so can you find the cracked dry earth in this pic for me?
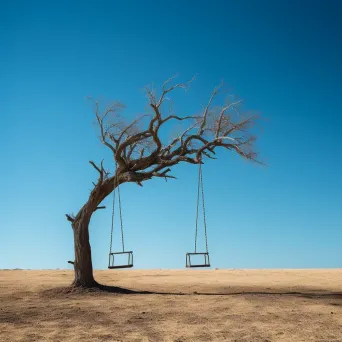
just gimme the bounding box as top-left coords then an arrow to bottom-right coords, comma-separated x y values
0,269 -> 342,341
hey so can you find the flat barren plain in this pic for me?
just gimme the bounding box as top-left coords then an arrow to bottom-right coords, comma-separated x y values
0,269 -> 341,341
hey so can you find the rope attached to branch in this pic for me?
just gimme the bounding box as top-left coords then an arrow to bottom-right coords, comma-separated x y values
109,161 -> 126,254
194,164 -> 209,253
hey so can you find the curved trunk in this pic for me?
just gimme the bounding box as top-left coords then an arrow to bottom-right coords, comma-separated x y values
71,213 -> 97,287
69,180 -> 114,288
68,170 -> 147,288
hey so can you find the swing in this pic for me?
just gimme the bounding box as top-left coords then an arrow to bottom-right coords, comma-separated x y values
108,162 -> 133,269
186,164 -> 211,268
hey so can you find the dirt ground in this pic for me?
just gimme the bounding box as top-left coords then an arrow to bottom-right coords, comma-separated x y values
0,269 -> 341,342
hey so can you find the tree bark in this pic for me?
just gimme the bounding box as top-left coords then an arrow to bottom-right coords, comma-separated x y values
71,212 -> 97,287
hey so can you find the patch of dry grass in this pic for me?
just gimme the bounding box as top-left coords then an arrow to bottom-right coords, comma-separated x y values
0,269 -> 341,341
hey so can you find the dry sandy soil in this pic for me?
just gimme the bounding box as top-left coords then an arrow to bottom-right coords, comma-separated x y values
0,269 -> 341,342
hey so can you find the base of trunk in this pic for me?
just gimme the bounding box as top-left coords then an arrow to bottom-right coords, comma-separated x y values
68,282 -> 141,294
71,278 -> 99,288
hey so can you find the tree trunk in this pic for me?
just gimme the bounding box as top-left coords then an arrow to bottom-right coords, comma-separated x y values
67,171 -> 140,288
71,213 -> 97,287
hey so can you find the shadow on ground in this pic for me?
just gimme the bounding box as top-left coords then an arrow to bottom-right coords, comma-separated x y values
40,283 -> 342,302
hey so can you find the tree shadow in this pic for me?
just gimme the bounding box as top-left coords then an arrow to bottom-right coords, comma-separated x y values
97,284 -> 153,294
41,283 -> 342,307
95,284 -> 342,301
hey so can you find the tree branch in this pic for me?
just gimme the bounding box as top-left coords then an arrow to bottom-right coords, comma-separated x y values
151,168 -> 176,179
156,74 -> 196,108
93,101 -> 117,154
94,206 -> 106,211
65,214 -> 75,223
89,160 -> 103,174
161,114 -> 199,125
199,80 -> 223,134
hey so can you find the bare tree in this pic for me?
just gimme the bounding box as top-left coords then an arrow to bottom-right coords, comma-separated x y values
66,75 -> 260,288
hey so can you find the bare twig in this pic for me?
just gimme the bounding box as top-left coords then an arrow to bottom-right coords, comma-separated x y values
199,81 -> 223,134
89,160 -> 103,174
216,100 -> 242,138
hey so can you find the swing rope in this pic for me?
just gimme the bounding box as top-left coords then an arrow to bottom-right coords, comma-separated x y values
117,182 -> 125,252
109,161 -> 125,254
194,163 -> 209,253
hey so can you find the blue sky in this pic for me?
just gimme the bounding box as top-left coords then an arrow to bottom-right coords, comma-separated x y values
1,0 -> 341,270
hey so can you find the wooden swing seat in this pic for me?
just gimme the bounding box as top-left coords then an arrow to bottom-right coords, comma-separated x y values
186,252 -> 210,268
108,251 -> 133,269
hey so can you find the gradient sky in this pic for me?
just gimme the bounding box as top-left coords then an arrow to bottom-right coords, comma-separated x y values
1,0 -> 341,270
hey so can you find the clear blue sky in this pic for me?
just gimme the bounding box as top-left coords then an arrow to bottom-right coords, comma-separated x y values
1,0 -> 341,270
